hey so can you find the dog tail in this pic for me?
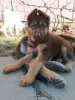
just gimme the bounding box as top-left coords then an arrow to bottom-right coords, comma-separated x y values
45,61 -> 65,72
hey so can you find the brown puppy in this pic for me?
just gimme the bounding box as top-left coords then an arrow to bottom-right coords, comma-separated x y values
3,9 -> 74,87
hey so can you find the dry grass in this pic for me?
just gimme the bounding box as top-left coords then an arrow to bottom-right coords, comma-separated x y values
0,34 -> 23,56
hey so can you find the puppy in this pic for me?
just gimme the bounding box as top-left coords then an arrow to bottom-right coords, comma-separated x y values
3,9 -> 74,87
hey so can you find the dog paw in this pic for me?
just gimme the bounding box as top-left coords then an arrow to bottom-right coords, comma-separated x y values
50,76 -> 67,88
3,64 -> 15,73
3,64 -> 11,73
20,74 -> 34,86
64,65 -> 72,72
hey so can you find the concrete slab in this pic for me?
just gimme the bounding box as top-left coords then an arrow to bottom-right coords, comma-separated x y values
0,57 -> 36,100
0,56 -> 75,100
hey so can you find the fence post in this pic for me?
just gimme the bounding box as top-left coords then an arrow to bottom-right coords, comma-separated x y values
10,0 -> 14,11
72,0 -> 75,21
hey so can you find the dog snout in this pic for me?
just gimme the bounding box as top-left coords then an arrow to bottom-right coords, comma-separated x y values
35,31 -> 41,37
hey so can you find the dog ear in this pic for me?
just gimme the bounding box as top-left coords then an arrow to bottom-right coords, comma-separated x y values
38,9 -> 50,27
27,9 -> 38,26
27,8 -> 50,28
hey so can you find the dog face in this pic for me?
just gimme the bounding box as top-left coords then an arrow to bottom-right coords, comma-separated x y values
28,21 -> 48,42
27,9 -> 50,44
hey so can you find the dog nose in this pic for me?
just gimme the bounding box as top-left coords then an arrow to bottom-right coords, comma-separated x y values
35,32 -> 41,37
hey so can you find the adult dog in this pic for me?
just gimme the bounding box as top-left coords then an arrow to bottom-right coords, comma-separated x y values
0,9 -> 24,37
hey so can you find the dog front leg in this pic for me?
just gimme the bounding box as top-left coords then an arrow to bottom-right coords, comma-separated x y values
3,53 -> 33,73
20,54 -> 45,86
39,66 -> 66,88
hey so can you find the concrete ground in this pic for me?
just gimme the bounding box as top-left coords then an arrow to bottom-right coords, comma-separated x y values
0,56 -> 75,100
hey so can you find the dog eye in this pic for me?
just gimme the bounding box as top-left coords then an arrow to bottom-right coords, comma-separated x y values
30,21 -> 37,27
40,23 -> 46,28
40,21 -> 46,28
